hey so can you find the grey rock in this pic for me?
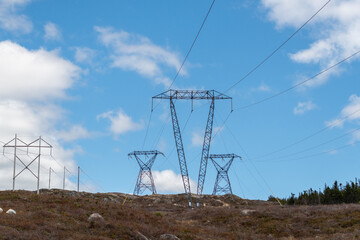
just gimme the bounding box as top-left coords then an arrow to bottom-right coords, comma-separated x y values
240,209 -> 256,216
159,234 -> 180,240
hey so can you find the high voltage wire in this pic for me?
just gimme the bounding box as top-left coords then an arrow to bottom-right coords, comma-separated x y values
256,126 -> 360,163
142,0 -> 216,148
80,167 -> 106,192
224,0 -> 332,93
263,141 -> 359,163
213,109 -> 283,203
168,0 -> 216,89
234,49 -> 360,111
252,107 -> 360,160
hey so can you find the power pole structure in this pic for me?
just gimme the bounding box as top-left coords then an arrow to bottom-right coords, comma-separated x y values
3,135 -> 52,194
153,90 -> 232,207
209,154 -> 241,195
129,150 -> 164,195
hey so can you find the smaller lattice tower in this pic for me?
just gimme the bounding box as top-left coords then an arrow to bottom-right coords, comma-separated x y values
129,150 -> 164,195
209,154 -> 241,195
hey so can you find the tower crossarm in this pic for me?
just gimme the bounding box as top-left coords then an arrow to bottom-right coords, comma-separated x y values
209,154 -> 241,172
153,89 -> 232,100
128,150 -> 164,157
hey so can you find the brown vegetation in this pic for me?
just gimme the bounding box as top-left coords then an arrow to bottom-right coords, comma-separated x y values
0,190 -> 360,239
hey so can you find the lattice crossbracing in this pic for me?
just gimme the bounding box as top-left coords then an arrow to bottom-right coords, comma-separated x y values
129,150 -> 164,195
209,154 -> 241,195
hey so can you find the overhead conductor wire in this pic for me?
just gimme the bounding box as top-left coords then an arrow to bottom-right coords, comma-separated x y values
224,0 -> 332,93
143,0 -> 216,149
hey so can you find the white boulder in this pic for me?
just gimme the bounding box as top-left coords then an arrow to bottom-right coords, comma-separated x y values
6,209 -> 16,215
88,213 -> 104,222
0,208 -> 3,213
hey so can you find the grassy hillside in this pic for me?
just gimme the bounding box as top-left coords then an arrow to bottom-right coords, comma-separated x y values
0,190 -> 360,239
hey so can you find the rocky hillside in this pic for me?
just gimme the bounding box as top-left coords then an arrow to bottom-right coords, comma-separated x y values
0,189 -> 360,239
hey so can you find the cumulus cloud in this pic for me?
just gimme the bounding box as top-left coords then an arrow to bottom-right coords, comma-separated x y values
0,41 -> 80,101
326,94 -> 360,128
293,101 -> 317,115
97,110 -> 143,136
94,26 -> 184,88
262,0 -> 360,88
0,40 -> 90,191
44,22 -> 61,41
0,0 -> 32,33
153,169 -> 197,193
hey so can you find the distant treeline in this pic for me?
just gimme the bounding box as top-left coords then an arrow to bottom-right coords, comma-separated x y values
268,179 -> 360,205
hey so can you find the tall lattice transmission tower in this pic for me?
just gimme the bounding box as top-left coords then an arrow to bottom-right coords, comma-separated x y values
153,90 -> 232,207
209,154 -> 241,195
129,150 -> 164,195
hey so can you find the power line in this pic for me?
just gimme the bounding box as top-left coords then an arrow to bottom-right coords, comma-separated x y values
142,110 -> 153,150
80,167 -> 106,192
168,0 -> 216,89
256,126 -> 360,163
215,111 -> 282,203
265,141 -> 359,163
224,0 -> 332,93
146,0 -> 216,147
252,107 -> 360,160
234,49 -> 360,111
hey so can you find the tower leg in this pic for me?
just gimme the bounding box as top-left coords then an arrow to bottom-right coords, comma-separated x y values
134,170 -> 142,195
170,98 -> 192,207
197,98 -> 215,206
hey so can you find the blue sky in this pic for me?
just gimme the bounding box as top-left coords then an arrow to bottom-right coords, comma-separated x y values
0,0 -> 359,200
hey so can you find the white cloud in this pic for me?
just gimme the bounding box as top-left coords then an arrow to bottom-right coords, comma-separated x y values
0,0 -> 32,33
44,22 -> 61,41
94,26 -> 184,88
191,132 -> 203,147
0,41 -> 80,102
262,0 -> 360,88
74,47 -> 96,64
0,40 -> 92,191
56,125 -> 92,142
326,94 -> 360,128
293,101 -> 317,115
97,110 -> 143,136
153,169 -> 197,193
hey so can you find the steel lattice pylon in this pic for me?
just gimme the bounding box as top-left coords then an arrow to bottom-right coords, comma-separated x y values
129,150 -> 164,195
209,154 -> 241,195
153,90 -> 232,207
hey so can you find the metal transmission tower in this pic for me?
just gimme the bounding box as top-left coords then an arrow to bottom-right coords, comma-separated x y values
3,134 -> 53,194
129,150 -> 164,195
153,90 -> 232,207
209,154 -> 241,195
